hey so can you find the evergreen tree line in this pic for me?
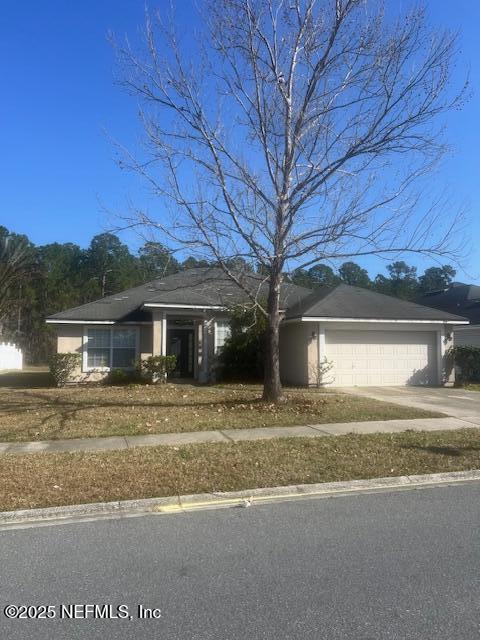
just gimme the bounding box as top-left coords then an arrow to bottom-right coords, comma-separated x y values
0,225 -> 457,363
290,261 -> 456,299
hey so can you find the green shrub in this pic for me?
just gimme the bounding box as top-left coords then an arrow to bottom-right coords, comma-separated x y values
218,307 -> 266,381
105,368 -> 136,386
49,353 -> 81,387
138,355 -> 177,383
447,345 -> 480,384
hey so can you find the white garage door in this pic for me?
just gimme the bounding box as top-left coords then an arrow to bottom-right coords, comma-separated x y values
326,330 -> 437,387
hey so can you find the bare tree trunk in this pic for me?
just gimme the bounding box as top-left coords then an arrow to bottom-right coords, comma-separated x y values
263,269 -> 282,402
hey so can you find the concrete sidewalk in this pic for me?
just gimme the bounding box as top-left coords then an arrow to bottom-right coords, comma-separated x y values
0,416 -> 479,456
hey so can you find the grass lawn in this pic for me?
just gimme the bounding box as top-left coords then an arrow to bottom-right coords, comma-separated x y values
466,384 -> 480,392
1,428 -> 479,511
0,370 -> 443,442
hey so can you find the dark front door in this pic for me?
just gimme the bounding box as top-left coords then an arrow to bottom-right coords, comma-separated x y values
167,329 -> 194,378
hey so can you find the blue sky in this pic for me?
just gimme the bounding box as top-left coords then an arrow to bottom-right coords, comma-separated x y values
0,0 -> 478,281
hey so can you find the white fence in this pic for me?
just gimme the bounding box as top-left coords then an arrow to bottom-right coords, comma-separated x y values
0,343 -> 23,371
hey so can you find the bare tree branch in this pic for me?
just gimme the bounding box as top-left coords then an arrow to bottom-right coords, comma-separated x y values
112,0 -> 468,400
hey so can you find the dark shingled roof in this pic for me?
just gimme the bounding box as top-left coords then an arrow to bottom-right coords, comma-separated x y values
46,267 -> 311,322
416,282 -> 480,325
285,284 -> 468,322
47,268 -> 468,323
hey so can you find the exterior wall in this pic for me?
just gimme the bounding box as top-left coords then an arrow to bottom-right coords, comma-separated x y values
139,324 -> 153,359
55,324 -> 147,383
53,312 -> 229,384
279,322 -> 312,386
440,326 -> 455,386
57,325 -> 83,355
454,326 -> 480,348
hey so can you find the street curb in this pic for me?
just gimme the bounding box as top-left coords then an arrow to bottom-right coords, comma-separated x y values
1,469 -> 480,527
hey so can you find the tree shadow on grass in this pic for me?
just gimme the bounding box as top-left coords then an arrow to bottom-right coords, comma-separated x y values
400,443 -> 480,457
0,370 -> 54,389
0,387 -> 319,437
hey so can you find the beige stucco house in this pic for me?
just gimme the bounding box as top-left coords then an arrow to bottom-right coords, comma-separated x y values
46,267 -> 468,386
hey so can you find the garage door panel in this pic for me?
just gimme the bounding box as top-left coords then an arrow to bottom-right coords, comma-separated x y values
326,330 -> 437,387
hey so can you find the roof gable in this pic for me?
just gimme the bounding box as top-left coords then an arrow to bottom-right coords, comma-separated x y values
286,283 -> 467,322
416,282 -> 480,324
47,268 -> 311,322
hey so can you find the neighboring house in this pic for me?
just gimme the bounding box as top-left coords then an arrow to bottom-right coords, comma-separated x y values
46,267 -> 468,387
416,282 -> 480,348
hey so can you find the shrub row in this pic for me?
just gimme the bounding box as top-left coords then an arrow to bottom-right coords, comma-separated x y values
49,353 -> 177,387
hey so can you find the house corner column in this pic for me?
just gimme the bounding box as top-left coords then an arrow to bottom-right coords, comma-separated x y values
152,311 -> 167,357
314,323 -> 326,387
438,324 -> 454,387
198,319 -> 210,383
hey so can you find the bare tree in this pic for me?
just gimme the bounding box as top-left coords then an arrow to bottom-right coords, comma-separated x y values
113,0 -> 467,402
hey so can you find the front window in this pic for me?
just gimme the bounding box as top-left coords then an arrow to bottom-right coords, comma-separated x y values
112,329 -> 137,368
86,327 -> 137,370
87,329 -> 110,368
214,320 -> 231,354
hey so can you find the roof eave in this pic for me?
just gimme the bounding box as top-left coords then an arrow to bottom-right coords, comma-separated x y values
284,316 -> 469,324
143,303 -> 225,310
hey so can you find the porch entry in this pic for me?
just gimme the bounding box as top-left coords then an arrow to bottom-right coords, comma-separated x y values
167,320 -> 195,378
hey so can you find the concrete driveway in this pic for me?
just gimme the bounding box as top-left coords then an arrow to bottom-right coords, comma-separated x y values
341,386 -> 480,423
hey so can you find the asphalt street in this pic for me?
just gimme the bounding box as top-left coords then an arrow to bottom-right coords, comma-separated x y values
1,483 -> 479,639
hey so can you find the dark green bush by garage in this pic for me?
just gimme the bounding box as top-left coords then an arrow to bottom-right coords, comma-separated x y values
448,345 -> 480,384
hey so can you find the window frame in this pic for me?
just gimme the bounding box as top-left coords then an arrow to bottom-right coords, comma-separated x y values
214,319 -> 231,355
82,325 -> 140,372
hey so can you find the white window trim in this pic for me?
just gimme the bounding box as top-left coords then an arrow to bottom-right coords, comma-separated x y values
82,326 -> 140,372
214,319 -> 231,355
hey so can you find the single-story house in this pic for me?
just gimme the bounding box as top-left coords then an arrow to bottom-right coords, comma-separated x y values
416,282 -> 480,348
46,267 -> 468,387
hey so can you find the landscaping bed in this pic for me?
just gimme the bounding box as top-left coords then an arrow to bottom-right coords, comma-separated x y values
1,428 -> 479,511
0,374 -> 443,442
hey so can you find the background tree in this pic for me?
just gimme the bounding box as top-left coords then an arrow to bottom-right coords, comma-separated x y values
115,0 -> 465,401
291,264 -> 339,289
138,241 -> 179,280
0,227 -> 33,335
338,262 -> 371,288
84,233 -> 141,297
374,261 -> 418,299
181,256 -> 212,270
418,265 -> 456,294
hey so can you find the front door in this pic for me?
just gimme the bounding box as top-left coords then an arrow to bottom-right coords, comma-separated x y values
167,329 -> 195,378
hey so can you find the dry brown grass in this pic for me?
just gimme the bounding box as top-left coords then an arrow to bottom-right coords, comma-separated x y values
0,372 -> 442,442
466,384 -> 480,392
1,429 -> 479,511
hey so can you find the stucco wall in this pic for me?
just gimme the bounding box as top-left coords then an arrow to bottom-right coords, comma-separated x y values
139,324 -> 153,359
55,324 -> 151,383
54,317 -> 223,383
279,322 -> 312,386
57,325 -> 83,355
